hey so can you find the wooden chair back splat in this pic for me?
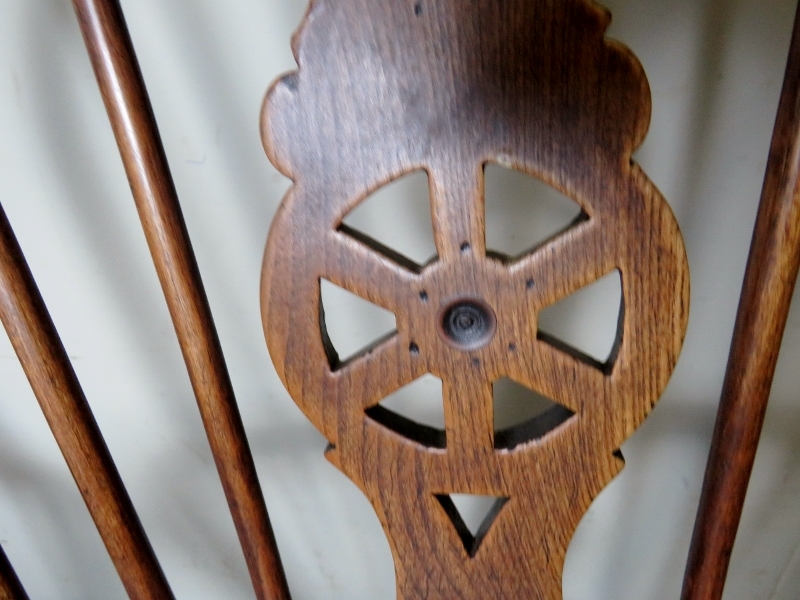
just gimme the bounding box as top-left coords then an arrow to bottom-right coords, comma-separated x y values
261,0 -> 689,597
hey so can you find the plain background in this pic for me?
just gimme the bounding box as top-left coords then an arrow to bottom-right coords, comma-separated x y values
0,0 -> 799,598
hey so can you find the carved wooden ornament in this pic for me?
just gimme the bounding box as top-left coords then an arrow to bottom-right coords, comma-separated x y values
260,0 -> 689,598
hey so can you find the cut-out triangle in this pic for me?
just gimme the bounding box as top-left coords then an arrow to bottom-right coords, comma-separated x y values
493,377 -> 575,450
538,269 -> 623,369
341,170 -> 437,266
435,494 -> 509,557
319,278 -> 397,367
365,375 -> 445,448
484,163 -> 584,258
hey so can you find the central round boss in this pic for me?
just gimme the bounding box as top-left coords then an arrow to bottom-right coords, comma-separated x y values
436,297 -> 497,350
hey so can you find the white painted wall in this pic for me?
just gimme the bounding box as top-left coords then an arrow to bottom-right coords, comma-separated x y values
0,0 -> 798,598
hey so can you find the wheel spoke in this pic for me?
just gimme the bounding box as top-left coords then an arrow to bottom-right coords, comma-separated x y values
508,219 -> 614,308
429,164 -> 485,261
329,332 -> 426,410
442,368 -> 494,457
506,336 -> 607,415
325,229 -> 421,312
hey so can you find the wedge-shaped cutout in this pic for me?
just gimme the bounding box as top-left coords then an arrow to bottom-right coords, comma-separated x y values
493,377 -> 575,450
341,170 -> 437,267
538,270 -> 623,369
320,279 -> 397,367
485,163 -> 584,258
365,375 -> 445,448
435,494 -> 509,557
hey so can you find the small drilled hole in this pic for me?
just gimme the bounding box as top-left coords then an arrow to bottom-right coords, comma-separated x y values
409,342 -> 420,355
460,242 -> 471,253
419,291 -> 429,302
414,2 -> 422,15
526,279 -> 535,290
508,343 -> 516,352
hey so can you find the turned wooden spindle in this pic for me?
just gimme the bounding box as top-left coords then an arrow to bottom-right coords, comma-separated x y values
0,202 -> 174,600
71,1 -> 291,597
682,3 -> 800,599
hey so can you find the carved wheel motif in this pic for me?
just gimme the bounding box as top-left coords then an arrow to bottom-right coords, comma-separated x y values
260,0 -> 689,598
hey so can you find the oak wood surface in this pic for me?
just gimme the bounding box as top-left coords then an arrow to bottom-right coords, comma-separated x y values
261,1 -> 689,598
0,544 -> 28,600
71,1 -> 291,598
681,3 -> 800,599
0,202 -> 174,600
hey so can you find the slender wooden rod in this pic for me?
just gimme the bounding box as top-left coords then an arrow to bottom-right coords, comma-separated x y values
70,2 -> 291,599
682,6 -> 800,599
0,203 -> 174,600
0,543 -> 29,600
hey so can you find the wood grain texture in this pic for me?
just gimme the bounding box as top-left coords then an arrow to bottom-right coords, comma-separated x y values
260,1 -> 689,598
682,4 -> 800,599
71,1 -> 292,598
0,202 -> 173,600
0,544 -> 28,600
